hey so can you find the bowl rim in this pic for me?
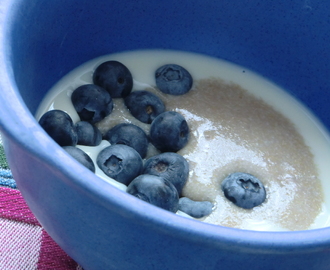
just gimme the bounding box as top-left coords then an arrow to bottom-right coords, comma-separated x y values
1,0 -> 330,253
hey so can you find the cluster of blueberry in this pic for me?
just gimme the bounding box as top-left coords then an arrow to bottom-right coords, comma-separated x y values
39,61 -> 214,218
39,60 -> 267,219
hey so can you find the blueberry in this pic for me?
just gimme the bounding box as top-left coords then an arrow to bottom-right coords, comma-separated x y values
221,172 -> 266,209
39,110 -> 78,146
71,84 -> 113,124
143,152 -> 189,195
150,111 -> 189,152
104,123 -> 149,159
93,61 -> 133,98
155,64 -> 193,95
124,90 -> 166,124
178,197 -> 213,218
97,144 -> 143,185
63,146 -> 95,172
75,121 -> 102,146
127,174 -> 179,213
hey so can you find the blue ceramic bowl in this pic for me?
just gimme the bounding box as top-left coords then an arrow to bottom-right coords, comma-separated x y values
1,1 -> 330,269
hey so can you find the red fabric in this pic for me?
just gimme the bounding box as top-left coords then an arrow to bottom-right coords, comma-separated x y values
0,188 -> 39,225
0,187 -> 79,270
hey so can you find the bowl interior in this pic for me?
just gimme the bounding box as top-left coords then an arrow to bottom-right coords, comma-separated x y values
9,0 -> 330,124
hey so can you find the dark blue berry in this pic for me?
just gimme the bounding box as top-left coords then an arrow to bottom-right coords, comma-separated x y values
97,144 -> 143,185
155,64 -> 193,95
104,123 -> 149,159
63,146 -> 95,172
221,172 -> 266,209
93,61 -> 133,98
39,110 -> 78,146
71,84 -> 113,124
124,90 -> 165,124
75,121 -> 102,146
127,174 -> 179,213
143,152 -> 189,195
178,197 -> 213,218
150,111 -> 189,152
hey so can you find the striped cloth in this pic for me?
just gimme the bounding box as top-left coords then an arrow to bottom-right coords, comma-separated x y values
0,138 -> 16,189
0,134 -> 80,269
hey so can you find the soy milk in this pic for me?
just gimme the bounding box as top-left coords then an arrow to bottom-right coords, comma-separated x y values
36,50 -> 330,231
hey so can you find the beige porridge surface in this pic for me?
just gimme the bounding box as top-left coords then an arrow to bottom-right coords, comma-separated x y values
96,77 -> 322,231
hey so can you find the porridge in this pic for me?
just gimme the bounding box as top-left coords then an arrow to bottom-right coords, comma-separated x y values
36,50 -> 330,231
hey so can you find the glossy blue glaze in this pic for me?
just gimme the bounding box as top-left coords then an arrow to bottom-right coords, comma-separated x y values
1,0 -> 330,269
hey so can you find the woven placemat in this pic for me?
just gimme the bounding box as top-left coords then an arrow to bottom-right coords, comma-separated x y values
0,133 -> 81,269
0,136 -> 16,189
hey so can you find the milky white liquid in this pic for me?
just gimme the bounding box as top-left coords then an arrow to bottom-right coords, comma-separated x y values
36,50 -> 330,231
